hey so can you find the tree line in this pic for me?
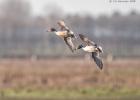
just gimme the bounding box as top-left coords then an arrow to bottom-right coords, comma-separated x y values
0,0 -> 139,58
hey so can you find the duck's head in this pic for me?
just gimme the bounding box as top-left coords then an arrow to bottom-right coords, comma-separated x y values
47,28 -> 57,32
97,46 -> 103,53
77,44 -> 84,49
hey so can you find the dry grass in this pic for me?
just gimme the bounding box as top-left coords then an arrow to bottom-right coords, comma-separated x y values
0,58 -> 139,91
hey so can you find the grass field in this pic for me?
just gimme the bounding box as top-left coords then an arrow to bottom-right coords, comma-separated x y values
0,58 -> 140,100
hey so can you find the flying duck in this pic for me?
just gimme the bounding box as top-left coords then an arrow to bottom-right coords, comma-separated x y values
47,28 -> 75,52
77,34 -> 103,70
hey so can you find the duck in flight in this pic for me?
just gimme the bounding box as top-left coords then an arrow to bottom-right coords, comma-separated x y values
47,21 -> 76,52
77,34 -> 103,70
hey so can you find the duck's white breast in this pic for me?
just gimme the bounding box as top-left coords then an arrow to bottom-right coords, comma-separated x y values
82,46 -> 96,52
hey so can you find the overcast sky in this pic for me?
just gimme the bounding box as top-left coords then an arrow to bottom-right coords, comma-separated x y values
1,0 -> 140,16
28,0 -> 140,16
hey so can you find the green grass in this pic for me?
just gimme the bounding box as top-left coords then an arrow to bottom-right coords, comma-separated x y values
0,87 -> 140,99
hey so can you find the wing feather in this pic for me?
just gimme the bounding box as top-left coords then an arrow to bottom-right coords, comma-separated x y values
79,34 -> 96,46
57,20 -> 69,31
91,52 -> 103,70
64,37 -> 75,52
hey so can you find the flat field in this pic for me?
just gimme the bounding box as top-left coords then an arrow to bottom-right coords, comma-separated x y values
0,58 -> 139,100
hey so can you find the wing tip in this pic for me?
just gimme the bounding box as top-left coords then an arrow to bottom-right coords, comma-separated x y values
98,64 -> 103,70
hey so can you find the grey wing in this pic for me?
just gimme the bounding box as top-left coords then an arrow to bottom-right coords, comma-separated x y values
79,34 -> 96,46
64,37 -> 75,52
91,52 -> 103,70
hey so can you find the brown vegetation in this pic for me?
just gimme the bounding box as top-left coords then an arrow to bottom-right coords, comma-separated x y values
0,58 -> 139,90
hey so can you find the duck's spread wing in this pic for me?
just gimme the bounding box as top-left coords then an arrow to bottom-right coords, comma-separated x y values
64,37 -> 75,52
91,52 -> 103,70
57,20 -> 69,31
79,34 -> 96,46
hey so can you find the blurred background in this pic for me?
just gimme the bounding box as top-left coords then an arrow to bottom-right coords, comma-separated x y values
0,0 -> 139,58
0,0 -> 140,100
